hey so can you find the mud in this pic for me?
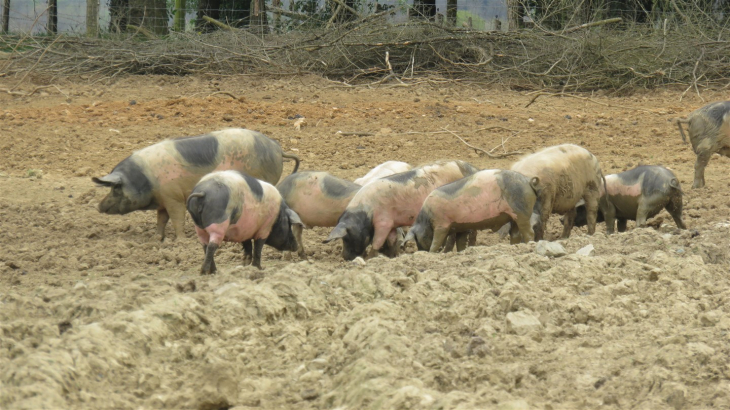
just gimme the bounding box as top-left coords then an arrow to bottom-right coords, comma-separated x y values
2,75 -> 730,409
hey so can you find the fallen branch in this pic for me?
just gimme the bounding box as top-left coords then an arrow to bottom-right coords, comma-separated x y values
207,91 -> 239,99
126,24 -> 158,39
201,16 -> 236,31
443,127 -> 523,158
563,17 -> 622,34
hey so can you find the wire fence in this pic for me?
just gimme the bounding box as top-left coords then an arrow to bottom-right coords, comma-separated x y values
5,0 -> 726,36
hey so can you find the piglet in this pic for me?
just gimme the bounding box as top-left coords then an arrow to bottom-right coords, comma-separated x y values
572,165 -> 686,232
186,170 -> 303,274
324,160 -> 479,260
405,169 -> 540,252
355,161 -> 413,185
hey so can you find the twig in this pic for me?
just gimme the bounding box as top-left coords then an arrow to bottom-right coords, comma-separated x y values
12,34 -> 64,90
330,0 -> 360,19
443,127 -> 522,158
126,24 -> 158,39
525,92 -> 661,115
336,131 -> 374,136
207,91 -> 239,100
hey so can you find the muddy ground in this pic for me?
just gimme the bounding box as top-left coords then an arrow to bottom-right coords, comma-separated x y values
1,75 -> 730,410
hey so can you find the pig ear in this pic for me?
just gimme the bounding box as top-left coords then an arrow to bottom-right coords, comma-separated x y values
530,177 -> 540,190
92,174 -> 122,187
323,224 -> 347,244
286,209 -> 306,229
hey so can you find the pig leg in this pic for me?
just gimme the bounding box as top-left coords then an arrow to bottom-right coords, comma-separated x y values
693,150 -> 711,189
534,196 -> 553,241
252,239 -> 266,270
201,243 -> 218,275
617,218 -> 628,232
582,194 -> 600,235
468,230 -> 477,247
601,199 -> 617,234
370,222 -> 393,256
512,215 -> 534,244
167,202 -> 187,241
429,227 -> 451,253
635,198 -> 653,228
379,229 -> 400,258
442,233 -> 457,253
560,208 -> 577,239
455,232 -> 469,252
242,240 -> 253,265
157,209 -> 170,241
665,199 -> 687,230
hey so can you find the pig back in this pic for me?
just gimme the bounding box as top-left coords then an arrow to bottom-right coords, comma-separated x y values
511,144 -> 602,213
209,129 -> 285,185
687,101 -> 730,152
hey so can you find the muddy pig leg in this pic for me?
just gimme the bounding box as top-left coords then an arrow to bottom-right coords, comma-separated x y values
534,196 -> 553,241
693,150 -> 712,189
368,223 -> 392,258
560,208 -> 577,239
455,232 -> 469,252
582,191 -> 600,236
442,233 -> 457,253
201,243 -> 218,275
665,197 -> 687,230
251,239 -> 266,271
513,214 -> 534,244
635,198 -> 653,228
617,218 -> 628,232
429,227 -> 451,253
292,223 -> 306,259
601,198 -> 617,234
157,209 -> 170,241
242,240 -> 253,265
468,230 -> 477,247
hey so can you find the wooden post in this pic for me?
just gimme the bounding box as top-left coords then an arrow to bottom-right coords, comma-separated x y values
86,0 -> 99,37
173,0 -> 185,31
507,0 -> 521,30
48,0 -> 58,34
250,0 -> 268,34
2,0 -> 9,33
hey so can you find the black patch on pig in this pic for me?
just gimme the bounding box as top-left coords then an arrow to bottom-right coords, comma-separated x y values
412,210 -> 434,251
439,176 -> 470,197
240,172 -> 264,201
174,135 -> 219,167
498,171 -> 530,215
265,202 -> 299,252
705,101 -> 730,126
275,173 -> 299,200
617,165 -> 674,196
386,170 -> 417,184
456,160 -> 479,176
113,156 -> 152,196
338,209 -> 374,261
322,175 -> 361,198
187,179 -> 231,229
252,132 -> 281,177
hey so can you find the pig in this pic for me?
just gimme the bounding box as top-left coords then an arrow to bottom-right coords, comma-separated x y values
571,165 -> 686,233
676,101 -> 730,188
354,161 -> 413,185
509,144 -> 605,241
324,160 -> 479,261
186,170 -> 304,274
276,171 -> 361,258
92,128 -> 300,241
403,170 -> 540,252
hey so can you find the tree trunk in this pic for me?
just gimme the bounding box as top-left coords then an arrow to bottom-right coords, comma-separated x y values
86,0 -> 99,36
507,0 -> 522,30
2,0 -> 10,33
48,0 -> 57,34
249,0 -> 268,34
446,0 -> 457,26
195,0 -> 220,32
173,0 -> 186,31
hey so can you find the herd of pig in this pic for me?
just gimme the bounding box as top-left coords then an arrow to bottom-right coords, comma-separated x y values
91,100 -> 730,274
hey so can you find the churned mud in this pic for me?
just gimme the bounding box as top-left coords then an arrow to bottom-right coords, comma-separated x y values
2,75 -> 730,409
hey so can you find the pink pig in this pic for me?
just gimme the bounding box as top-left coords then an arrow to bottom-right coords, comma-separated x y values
405,169 -> 540,252
186,170 -> 303,274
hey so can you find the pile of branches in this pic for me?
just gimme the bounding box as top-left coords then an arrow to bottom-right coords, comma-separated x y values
2,10 -> 730,93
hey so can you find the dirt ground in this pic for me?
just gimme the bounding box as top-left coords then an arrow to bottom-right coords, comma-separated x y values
2,74 -> 730,410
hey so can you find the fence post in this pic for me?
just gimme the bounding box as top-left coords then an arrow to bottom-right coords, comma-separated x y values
1,0 -> 9,33
446,0 -> 457,26
174,0 -> 185,31
86,0 -> 98,37
48,0 -> 57,34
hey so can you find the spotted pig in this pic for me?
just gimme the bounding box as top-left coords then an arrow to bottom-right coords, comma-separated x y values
676,101 -> 730,188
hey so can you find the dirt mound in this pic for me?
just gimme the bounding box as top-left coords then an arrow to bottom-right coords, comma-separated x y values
2,75 -> 730,409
